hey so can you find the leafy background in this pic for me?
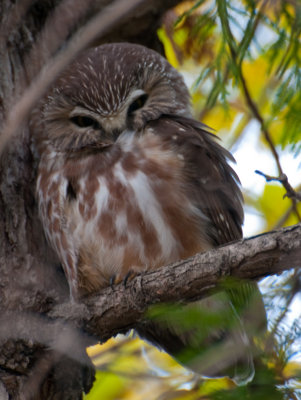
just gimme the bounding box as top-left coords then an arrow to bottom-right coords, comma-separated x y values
85,1 -> 301,399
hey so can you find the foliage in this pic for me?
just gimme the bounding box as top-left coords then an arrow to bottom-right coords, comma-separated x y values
86,1 -> 301,399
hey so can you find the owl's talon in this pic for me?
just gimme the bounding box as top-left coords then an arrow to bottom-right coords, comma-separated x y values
123,270 -> 136,288
109,275 -> 116,290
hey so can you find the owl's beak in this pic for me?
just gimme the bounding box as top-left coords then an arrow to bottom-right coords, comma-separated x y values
111,129 -> 121,142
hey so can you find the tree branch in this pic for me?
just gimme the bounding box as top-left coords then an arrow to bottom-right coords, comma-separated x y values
50,223 -> 301,343
0,223 -> 299,397
3,223 -> 299,368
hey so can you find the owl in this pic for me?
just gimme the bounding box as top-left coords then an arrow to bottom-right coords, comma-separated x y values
33,43 -> 265,384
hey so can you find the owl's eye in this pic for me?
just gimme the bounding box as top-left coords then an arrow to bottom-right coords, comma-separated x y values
127,94 -> 148,116
70,115 -> 101,130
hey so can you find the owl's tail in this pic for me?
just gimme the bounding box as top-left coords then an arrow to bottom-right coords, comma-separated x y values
136,281 -> 266,385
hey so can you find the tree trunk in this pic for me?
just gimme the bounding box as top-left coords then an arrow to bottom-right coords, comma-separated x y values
0,1 -> 182,398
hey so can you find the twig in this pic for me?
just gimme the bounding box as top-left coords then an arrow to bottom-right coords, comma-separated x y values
238,72 -> 283,173
255,170 -> 301,220
217,0 -> 301,222
237,37 -> 301,222
273,205 -> 296,229
23,0 -> 97,83
269,269 -> 301,340
255,170 -> 301,202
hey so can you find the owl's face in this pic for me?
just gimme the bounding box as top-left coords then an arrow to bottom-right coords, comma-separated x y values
38,43 -> 191,152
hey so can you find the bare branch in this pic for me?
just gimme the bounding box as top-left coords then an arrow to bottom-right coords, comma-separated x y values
255,170 -> 301,203
217,0 -> 301,222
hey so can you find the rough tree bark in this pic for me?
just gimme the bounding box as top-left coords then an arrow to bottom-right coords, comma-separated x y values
0,1 -> 183,398
0,1 -> 300,399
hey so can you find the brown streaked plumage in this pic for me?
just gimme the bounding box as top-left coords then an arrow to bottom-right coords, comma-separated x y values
32,43 -> 265,385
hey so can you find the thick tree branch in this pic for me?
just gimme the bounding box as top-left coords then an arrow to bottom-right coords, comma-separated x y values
50,223 -> 301,343
2,223 -> 299,370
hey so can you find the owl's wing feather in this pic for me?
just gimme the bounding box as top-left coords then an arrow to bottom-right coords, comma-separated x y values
148,115 -> 244,246
141,116 -> 266,384
36,162 -> 79,299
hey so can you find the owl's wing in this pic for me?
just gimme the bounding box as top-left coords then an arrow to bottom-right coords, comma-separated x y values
149,115 -> 266,321
148,115 -> 243,246
36,164 -> 79,299
141,116 -> 266,384
150,114 -> 266,321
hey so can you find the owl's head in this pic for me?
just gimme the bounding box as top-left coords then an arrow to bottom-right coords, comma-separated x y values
34,43 -> 191,151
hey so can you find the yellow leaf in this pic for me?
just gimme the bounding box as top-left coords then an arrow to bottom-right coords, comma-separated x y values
157,28 -> 179,68
283,361 -> 301,380
202,106 -> 237,133
257,183 -> 292,230
241,57 -> 269,101
85,370 -> 126,400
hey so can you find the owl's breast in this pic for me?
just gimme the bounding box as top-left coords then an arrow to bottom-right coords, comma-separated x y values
65,131 -> 211,294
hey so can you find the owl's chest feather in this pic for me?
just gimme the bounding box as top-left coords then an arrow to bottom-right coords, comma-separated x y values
38,133 -> 210,294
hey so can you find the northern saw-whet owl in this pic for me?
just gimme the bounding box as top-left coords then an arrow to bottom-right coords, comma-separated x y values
33,43 -> 265,385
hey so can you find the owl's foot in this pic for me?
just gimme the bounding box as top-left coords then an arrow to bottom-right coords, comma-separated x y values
109,269 -> 139,290
123,270 -> 137,288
